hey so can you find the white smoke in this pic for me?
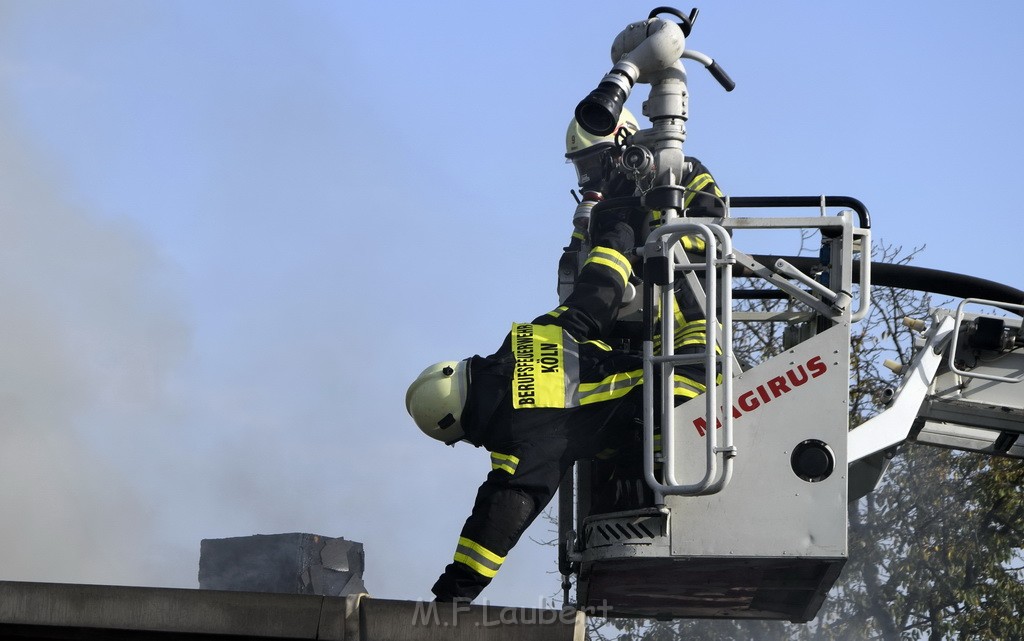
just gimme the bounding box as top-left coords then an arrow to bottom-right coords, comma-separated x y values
0,97 -> 189,585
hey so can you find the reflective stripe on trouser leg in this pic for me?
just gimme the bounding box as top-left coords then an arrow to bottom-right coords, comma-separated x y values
585,246 -> 631,287
453,537 -> 506,578
674,373 -> 707,399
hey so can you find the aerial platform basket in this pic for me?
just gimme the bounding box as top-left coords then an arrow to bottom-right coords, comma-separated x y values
561,197 -> 868,622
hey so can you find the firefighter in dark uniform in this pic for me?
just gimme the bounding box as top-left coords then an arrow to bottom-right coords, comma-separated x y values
405,214 -> 709,603
562,108 -> 726,512
562,105 -> 724,358
405,110 -> 722,603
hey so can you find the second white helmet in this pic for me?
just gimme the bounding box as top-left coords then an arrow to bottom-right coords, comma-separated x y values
565,106 -> 640,194
565,106 -> 640,158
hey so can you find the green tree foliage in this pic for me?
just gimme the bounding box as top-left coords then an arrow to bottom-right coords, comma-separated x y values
581,243 -> 1024,640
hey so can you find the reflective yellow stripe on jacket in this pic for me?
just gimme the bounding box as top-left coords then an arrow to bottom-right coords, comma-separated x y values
544,305 -> 568,319
578,369 -> 644,405
683,172 -> 723,208
490,452 -> 520,475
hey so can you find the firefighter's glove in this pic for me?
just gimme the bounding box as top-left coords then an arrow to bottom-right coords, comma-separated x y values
591,205 -> 629,236
593,221 -> 635,255
591,206 -> 636,253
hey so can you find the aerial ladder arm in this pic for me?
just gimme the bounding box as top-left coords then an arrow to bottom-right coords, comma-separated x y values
848,296 -> 1024,501
848,314 -> 957,463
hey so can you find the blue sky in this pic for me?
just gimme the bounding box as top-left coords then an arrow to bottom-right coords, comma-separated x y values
0,1 -> 1020,607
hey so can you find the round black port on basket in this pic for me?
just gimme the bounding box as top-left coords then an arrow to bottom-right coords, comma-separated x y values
791,440 -> 835,483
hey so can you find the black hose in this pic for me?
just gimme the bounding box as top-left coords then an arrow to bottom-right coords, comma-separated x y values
748,255 -> 1024,307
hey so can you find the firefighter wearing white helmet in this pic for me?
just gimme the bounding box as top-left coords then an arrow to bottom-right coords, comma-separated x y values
405,208 -> 711,604
565,106 -> 640,197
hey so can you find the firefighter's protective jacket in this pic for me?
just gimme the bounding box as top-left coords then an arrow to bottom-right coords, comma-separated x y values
431,225 -> 707,602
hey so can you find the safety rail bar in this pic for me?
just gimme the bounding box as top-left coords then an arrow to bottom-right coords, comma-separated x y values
727,195 -> 872,229
948,298 -> 1024,384
641,221 -> 735,500
721,197 -> 871,322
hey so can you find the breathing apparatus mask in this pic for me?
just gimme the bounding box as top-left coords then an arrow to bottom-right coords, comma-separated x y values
568,145 -> 634,197
565,107 -> 641,199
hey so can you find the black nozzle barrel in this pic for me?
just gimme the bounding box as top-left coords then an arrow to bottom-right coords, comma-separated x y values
707,60 -> 735,92
574,82 -> 629,136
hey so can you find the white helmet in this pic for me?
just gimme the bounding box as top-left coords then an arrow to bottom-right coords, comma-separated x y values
565,106 -> 639,158
565,106 -> 640,193
405,360 -> 470,444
